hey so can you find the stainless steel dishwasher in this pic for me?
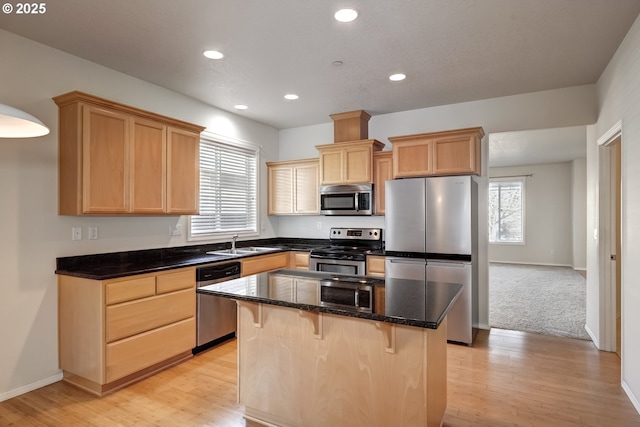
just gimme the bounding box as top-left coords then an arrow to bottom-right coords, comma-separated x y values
194,261 -> 241,353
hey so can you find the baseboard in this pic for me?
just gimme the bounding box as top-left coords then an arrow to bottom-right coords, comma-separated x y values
474,323 -> 491,330
584,323 -> 599,348
0,372 -> 63,402
622,380 -> 640,415
489,260 -> 573,268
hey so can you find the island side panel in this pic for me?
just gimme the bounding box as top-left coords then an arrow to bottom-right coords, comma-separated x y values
237,302 -> 447,427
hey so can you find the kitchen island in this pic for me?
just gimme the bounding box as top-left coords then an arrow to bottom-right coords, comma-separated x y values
198,269 -> 462,427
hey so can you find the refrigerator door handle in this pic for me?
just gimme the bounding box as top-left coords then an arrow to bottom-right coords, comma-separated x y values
427,261 -> 469,268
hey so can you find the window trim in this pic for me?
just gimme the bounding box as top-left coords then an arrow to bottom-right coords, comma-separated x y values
488,176 -> 526,245
187,131 -> 260,242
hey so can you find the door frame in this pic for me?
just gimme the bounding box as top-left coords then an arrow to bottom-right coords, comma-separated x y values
596,120 -> 622,353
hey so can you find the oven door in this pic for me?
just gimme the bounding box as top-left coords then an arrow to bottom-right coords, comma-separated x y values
309,257 -> 365,276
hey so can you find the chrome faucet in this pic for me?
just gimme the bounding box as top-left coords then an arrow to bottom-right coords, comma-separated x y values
231,233 -> 239,253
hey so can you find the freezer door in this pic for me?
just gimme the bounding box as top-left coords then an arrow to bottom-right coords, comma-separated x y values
425,176 -> 472,255
384,257 -> 428,320
427,260 -> 472,344
385,178 -> 426,253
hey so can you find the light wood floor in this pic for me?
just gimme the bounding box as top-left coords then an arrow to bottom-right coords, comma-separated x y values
1,328 -> 639,427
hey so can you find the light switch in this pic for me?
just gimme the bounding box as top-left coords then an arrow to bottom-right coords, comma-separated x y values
88,226 -> 98,240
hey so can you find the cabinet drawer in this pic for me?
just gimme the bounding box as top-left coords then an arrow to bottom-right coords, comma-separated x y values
242,253 -> 289,277
106,317 -> 195,382
106,289 -> 194,342
156,269 -> 194,294
105,277 -> 156,305
291,252 -> 310,269
366,256 -> 386,277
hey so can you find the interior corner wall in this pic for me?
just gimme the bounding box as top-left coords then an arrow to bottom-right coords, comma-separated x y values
572,158 -> 587,270
591,13 -> 640,413
0,29 -> 280,401
487,163 -> 574,266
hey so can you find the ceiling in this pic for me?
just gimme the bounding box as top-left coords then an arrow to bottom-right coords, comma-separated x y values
2,0 -> 640,132
489,126 -> 587,168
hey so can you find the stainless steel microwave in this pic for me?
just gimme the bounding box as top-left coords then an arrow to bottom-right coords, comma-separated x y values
319,183 -> 374,215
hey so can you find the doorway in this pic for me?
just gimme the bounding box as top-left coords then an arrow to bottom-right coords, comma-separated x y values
597,123 -> 622,356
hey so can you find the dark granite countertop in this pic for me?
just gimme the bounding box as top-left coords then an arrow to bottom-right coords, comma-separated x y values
55,238 -> 331,280
197,269 -> 462,329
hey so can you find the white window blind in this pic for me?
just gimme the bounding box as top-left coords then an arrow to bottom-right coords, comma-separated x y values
488,178 -> 525,243
190,138 -> 258,239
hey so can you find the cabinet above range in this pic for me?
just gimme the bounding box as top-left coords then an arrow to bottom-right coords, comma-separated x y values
54,91 -> 205,216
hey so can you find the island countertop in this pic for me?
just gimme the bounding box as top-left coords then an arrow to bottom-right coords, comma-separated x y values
197,269 -> 462,329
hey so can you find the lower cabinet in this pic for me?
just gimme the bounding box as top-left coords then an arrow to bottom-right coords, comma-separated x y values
366,255 -> 386,277
58,267 -> 196,396
241,252 -> 289,277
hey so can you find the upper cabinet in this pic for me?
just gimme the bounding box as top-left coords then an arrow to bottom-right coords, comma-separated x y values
373,150 -> 393,215
267,158 -> 319,215
316,139 -> 384,185
389,127 -> 484,178
54,91 -> 204,216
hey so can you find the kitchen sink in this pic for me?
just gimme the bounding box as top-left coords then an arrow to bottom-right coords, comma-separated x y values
237,246 -> 280,253
206,247 -> 280,257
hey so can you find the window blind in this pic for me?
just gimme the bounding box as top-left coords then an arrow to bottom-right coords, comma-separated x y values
190,138 -> 258,237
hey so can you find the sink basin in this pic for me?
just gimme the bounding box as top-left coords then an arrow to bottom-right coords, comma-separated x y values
205,249 -> 243,256
237,246 -> 280,253
206,247 -> 280,256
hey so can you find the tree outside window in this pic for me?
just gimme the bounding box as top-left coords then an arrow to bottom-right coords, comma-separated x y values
488,178 -> 525,243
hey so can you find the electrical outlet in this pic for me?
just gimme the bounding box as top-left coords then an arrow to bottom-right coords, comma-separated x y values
170,224 -> 182,236
261,221 -> 266,231
88,226 -> 98,240
317,221 -> 322,230
72,227 -> 82,241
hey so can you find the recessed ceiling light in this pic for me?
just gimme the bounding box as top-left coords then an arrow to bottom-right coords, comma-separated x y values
203,50 -> 224,59
284,94 -> 299,100
234,104 -> 248,110
335,8 -> 358,23
389,73 -> 406,82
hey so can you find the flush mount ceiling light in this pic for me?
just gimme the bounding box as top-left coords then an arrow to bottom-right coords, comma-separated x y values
234,104 -> 248,110
389,73 -> 407,82
203,50 -> 224,59
335,8 -> 358,22
284,94 -> 299,100
0,103 -> 49,138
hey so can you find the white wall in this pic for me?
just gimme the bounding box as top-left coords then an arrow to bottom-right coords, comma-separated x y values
0,30 -> 280,400
488,162 -> 575,267
572,158 -> 587,270
588,14 -> 640,412
278,85 -> 598,331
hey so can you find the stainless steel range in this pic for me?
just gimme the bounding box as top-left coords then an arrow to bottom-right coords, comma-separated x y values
309,227 -> 383,276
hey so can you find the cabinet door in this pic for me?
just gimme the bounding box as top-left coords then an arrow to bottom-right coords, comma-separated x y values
344,145 -> 372,183
373,151 -> 393,215
268,165 -> 294,214
82,105 -> 130,213
319,148 -> 344,184
393,139 -> 432,178
167,127 -> 200,214
130,118 -> 166,213
432,134 -> 480,175
294,162 -> 319,213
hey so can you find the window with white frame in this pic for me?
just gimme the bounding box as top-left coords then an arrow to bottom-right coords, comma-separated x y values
488,178 -> 525,243
189,135 -> 258,240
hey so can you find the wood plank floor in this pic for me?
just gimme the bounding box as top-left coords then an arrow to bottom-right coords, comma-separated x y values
1,328 -> 639,427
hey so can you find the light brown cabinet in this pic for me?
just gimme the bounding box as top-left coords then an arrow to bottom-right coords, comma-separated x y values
54,91 -> 204,215
316,139 -> 384,185
373,151 -> 393,215
241,252 -> 290,277
389,127 -> 484,178
289,251 -> 310,270
366,255 -> 386,277
58,267 -> 196,396
267,159 -> 319,215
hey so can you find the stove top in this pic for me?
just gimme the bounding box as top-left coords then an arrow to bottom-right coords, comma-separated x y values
310,227 -> 383,261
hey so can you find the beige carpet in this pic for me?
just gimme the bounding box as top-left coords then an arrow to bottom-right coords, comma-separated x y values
489,263 -> 591,340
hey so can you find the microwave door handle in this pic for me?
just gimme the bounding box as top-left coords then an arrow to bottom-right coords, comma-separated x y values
354,192 -> 359,211
354,289 -> 359,306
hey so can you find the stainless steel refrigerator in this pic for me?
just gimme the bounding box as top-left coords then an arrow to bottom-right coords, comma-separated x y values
385,176 -> 478,345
